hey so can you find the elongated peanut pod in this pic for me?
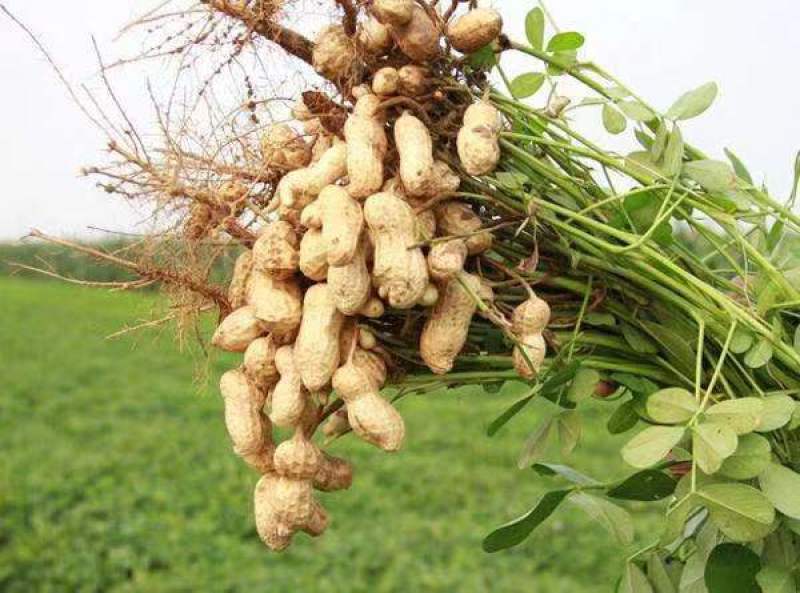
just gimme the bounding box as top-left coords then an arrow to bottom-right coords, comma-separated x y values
357,16 -> 393,55
420,273 -> 493,374
332,361 -> 405,451
434,201 -> 493,255
278,142 -> 347,209
243,336 -> 279,391
372,0 -> 413,26
219,369 -> 274,474
247,271 -> 302,337
252,221 -> 299,279
294,284 -> 346,391
447,8 -> 503,54
372,67 -> 399,96
457,101 -> 501,176
428,239 -> 468,282
312,25 -> 357,81
344,95 -> 387,199
212,306 -> 266,352
313,452 -> 353,492
272,430 -> 323,527
228,251 -> 253,310
394,111 -> 434,197
261,124 -> 310,171
254,474 -> 292,551
364,192 -> 429,309
511,295 -> 551,378
270,346 -> 308,427
392,6 -> 440,62
328,236 -> 371,316
299,228 -> 329,281
319,185 -> 364,266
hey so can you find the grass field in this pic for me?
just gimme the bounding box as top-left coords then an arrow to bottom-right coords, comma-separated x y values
0,276 -> 661,592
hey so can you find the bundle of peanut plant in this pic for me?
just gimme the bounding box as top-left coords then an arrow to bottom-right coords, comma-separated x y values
17,0 -> 800,589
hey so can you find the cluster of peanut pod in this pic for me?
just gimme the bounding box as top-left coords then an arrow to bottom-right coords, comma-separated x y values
210,1 -> 552,551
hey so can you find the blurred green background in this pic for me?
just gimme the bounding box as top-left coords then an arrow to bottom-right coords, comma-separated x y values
0,243 -> 661,593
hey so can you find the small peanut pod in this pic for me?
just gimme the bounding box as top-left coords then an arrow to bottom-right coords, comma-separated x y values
261,124 -> 311,171
457,101 -> 501,176
219,369 -> 275,474
447,8 -> 503,54
511,295 -> 551,378
344,95 -> 387,199
212,306 -> 266,352
270,345 -> 309,427
298,228 -> 329,281
419,283 -> 440,307
332,360 -> 405,451
434,201 -> 493,255
397,65 -> 430,97
328,235 -> 371,316
427,239 -> 468,282
392,6 -> 440,62
278,141 -> 348,209
247,271 -> 303,338
364,191 -> 429,309
372,0 -> 413,26
300,200 -> 322,229
358,296 -> 386,319
394,111 -> 434,197
313,452 -> 353,492
420,272 -> 493,374
319,185 -> 364,266
228,251 -> 253,310
358,327 -> 377,350
293,284 -> 346,391
312,25 -> 357,81
322,407 -> 351,438
372,67 -> 399,96
243,336 -> 279,391
357,16 -> 393,55
252,221 -> 299,279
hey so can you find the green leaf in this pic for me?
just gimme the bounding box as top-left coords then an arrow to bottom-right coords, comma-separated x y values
467,45 -> 497,69
606,86 -> 631,100
744,339 -> 773,369
603,104 -> 627,135
647,388 -> 699,424
567,367 -> 601,403
756,566 -> 796,593
620,562 -> 654,593
641,322 -> 696,377
546,31 -> 584,52
704,543 -> 761,593
533,463 -> 600,486
487,386 -> 536,437
517,417 -> 553,468
612,374 -> 659,395
683,160 -> 737,193
557,411 -> 581,456
724,148 -> 754,184
730,329 -> 755,354
666,82 -> 718,121
693,423 -> 738,475
705,398 -> 764,435
525,7 -> 545,50
697,483 -> 775,542
569,492 -> 634,545
795,325 -> 800,353
608,400 -> 640,434
622,426 -> 685,469
546,49 -> 577,75
651,121 -> 668,161
756,395 -> 795,433
679,546 -> 710,592
718,433 -> 772,480
661,125 -> 684,176
759,463 -> 800,519
482,489 -> 570,552
584,312 -> 616,327
622,325 -> 659,354
647,554 -> 677,593
618,100 -> 657,122
510,72 -> 546,99
607,470 -> 677,501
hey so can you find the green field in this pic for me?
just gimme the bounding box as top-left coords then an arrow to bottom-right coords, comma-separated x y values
0,277 -> 660,592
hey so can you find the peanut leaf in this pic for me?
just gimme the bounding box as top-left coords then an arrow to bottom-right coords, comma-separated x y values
482,489 -> 570,552
622,425 -> 685,468
602,103 -> 627,134
546,31 -> 584,52
525,7 -> 545,50
666,82 -> 718,121
510,72 -> 545,99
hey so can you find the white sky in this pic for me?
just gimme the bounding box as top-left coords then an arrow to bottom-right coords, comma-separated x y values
1,0 -> 798,240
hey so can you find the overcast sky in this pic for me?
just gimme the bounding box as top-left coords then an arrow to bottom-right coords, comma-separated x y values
2,0 -> 798,241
